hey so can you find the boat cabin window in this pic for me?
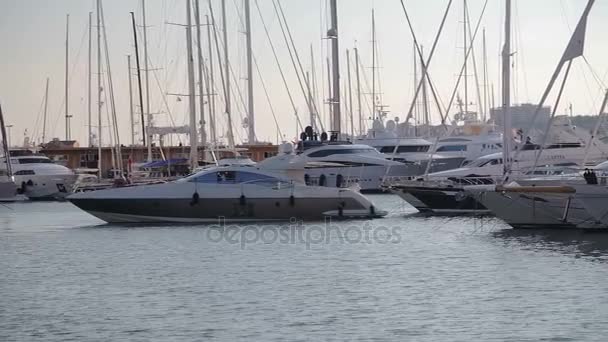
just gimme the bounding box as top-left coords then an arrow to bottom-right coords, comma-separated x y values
14,170 -> 36,175
16,158 -> 52,164
191,171 -> 278,184
308,148 -> 376,158
378,145 -> 430,153
479,158 -> 503,167
436,145 -> 467,152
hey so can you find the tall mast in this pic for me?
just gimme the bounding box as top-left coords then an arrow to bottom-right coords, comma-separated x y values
194,0 -> 207,146
354,47 -> 362,135
88,12 -> 92,146
221,0 -> 235,148
329,0 -> 341,133
413,41 -> 418,133
346,49 -> 354,137
371,9 -> 376,121
307,71 -> 314,128
186,0 -> 199,169
96,0 -> 102,179
127,55 -> 135,146
244,0 -> 255,144
501,0 -> 512,175
42,78 -> 49,144
463,0 -> 469,116
310,44 -> 319,131
421,46 -> 430,129
482,27 -> 488,122
142,0 -> 152,162
206,14 -> 217,145
131,12 -> 146,148
64,14 -> 70,141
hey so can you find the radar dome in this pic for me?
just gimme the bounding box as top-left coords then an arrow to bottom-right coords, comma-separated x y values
386,120 -> 396,131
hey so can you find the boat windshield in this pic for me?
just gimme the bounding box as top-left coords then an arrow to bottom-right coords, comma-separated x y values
16,158 -> 53,164
308,148 -> 378,158
188,170 -> 280,185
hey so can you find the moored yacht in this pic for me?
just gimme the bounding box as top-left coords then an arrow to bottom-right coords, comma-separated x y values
68,158 -> 387,223
2,150 -> 77,200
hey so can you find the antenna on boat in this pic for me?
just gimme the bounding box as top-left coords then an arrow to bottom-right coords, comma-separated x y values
64,14 -> 71,141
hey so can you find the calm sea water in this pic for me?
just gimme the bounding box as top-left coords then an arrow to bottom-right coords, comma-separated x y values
2,195 -> 608,341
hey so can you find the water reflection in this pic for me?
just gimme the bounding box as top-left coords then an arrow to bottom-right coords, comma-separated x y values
493,228 -> 608,262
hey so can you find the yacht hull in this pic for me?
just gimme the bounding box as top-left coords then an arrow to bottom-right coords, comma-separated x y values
469,189 -> 600,229
392,185 -> 489,214
69,196 -> 380,223
16,174 -> 77,200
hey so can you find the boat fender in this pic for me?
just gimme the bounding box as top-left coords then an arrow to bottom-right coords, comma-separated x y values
289,195 -> 295,206
190,192 -> 200,206
240,194 -> 246,206
338,201 -> 345,217
369,205 -> 375,216
27,180 -> 34,186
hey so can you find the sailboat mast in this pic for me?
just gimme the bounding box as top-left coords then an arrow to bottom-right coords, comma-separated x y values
64,14 -> 70,141
127,55 -> 135,146
97,0 -> 102,179
221,0 -> 235,148
482,27 -> 488,122
186,0 -> 199,169
42,78 -> 49,144
501,0 -> 512,175
329,0 -> 341,133
88,11 -> 92,147
130,12 -> 146,148
142,0 -> 152,162
244,0 -> 255,144
194,0 -> 207,146
206,14 -> 217,145
346,49 -> 354,138
371,9 -> 376,121
354,47 -> 362,135
463,0 -> 468,117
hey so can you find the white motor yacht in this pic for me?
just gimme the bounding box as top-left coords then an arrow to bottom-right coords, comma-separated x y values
2,150 -> 77,200
68,158 -> 387,223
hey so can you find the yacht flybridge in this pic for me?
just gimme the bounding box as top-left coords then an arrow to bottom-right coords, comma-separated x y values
68,160 -> 387,223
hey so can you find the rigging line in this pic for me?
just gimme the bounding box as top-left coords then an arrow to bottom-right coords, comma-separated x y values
465,1 -> 484,118
30,85 -> 48,143
582,56 -> 607,89
356,54 -> 374,118
49,21 -> 89,139
254,0 -> 303,131
277,0 -> 325,132
513,0 -> 530,102
398,0 -> 455,126
434,0 -> 488,124
531,60 -> 573,171
254,54 -> 283,139
228,0 -> 279,141
273,0 -> 323,131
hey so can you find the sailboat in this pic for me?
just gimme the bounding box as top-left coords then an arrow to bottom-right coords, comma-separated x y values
468,0 -> 606,229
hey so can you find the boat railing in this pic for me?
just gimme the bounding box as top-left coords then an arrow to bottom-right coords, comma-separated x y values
239,178 -> 295,190
381,175 -> 501,189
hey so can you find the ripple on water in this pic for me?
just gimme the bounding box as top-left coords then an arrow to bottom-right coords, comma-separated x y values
1,198 -> 608,341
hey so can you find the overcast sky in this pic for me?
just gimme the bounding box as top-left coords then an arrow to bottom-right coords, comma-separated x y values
1,0 -> 607,147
